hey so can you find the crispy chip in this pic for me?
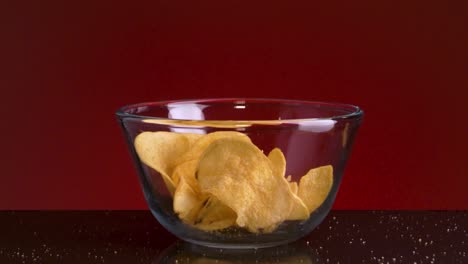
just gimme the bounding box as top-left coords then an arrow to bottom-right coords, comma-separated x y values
170,132 -> 249,231
173,175 -> 203,223
183,133 -> 204,148
178,131 -> 251,164
134,132 -> 193,195
172,160 -> 198,188
193,196 -> 237,231
297,165 -> 334,213
286,191 -> 309,221
286,181 -> 309,221
289,181 -> 298,195
267,150 -> 308,221
172,132 -> 250,185
267,148 -> 286,178
171,131 -> 251,185
197,138 -> 295,233
173,162 -> 236,231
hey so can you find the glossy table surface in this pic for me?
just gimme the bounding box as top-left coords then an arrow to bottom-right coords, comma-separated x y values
0,211 -> 466,263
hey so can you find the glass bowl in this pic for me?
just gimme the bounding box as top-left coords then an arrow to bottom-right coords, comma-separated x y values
116,98 -> 363,249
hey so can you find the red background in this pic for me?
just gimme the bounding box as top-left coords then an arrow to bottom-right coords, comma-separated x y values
2,0 -> 467,209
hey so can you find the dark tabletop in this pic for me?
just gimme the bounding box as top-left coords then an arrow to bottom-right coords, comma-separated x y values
0,211 -> 466,263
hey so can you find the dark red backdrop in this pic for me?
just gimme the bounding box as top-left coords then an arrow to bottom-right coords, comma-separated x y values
2,0 -> 467,209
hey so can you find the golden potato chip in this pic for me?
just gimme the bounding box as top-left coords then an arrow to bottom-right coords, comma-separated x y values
193,196 -> 237,231
178,131 -> 251,164
134,132 -> 193,195
171,145 -> 239,231
288,200 -> 308,220
172,132 -> 250,185
286,189 -> 309,221
173,175 -> 203,223
172,160 -> 198,187
267,150 -> 308,221
183,133 -> 204,148
285,181 -> 309,221
267,148 -> 286,178
171,131 -> 251,185
173,162 -> 236,231
289,181 -> 298,195
297,165 -> 334,213
197,138 -> 295,233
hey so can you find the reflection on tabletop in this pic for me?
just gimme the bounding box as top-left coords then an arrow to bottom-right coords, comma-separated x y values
0,211 -> 466,263
155,240 -> 319,263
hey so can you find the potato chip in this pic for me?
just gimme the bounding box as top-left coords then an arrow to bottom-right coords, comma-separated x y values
134,132 -> 193,195
267,150 -> 308,221
173,175 -> 203,223
297,165 -> 334,213
286,189 -> 309,221
193,196 -> 237,231
173,162 -> 236,230
197,138 -> 295,233
171,131 -> 251,185
289,181 -> 298,195
178,131 -> 251,164
170,133 -> 248,231
288,204 -> 309,221
171,132 -> 250,184
183,133 -> 204,148
285,181 -> 309,221
172,160 -> 198,188
267,148 -> 286,178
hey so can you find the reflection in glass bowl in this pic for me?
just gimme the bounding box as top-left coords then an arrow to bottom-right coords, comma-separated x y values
154,239 -> 320,263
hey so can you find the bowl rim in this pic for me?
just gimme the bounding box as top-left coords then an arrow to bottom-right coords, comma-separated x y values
115,98 -> 363,123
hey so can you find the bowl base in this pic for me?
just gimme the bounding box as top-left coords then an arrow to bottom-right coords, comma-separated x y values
182,237 -> 299,249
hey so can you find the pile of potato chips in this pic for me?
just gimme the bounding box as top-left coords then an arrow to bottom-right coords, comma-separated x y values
134,131 -> 333,233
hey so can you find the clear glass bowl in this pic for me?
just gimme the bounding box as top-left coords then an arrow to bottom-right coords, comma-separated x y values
116,98 -> 363,248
